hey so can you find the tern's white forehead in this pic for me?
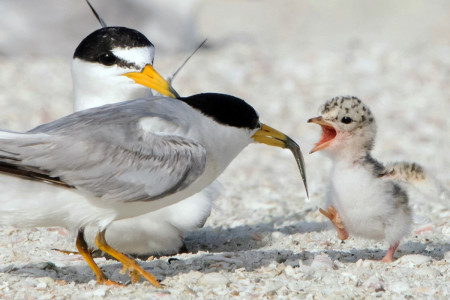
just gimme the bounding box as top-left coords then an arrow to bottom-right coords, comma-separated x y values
112,46 -> 155,69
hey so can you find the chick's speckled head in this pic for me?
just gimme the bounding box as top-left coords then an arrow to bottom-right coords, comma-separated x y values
309,96 -> 377,156
320,96 -> 375,131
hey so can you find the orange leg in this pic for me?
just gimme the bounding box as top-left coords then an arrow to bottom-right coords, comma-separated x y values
95,230 -> 161,288
319,206 -> 349,240
76,229 -> 121,286
381,242 -> 399,263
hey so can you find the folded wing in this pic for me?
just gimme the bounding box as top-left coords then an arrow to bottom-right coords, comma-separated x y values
0,99 -> 206,203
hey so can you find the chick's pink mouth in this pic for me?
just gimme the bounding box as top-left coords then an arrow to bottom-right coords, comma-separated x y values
307,117 -> 337,153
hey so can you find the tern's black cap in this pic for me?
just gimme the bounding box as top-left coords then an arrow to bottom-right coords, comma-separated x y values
74,26 -> 153,67
181,93 -> 260,130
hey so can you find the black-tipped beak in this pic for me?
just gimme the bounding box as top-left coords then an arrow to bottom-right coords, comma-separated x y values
252,123 -> 309,198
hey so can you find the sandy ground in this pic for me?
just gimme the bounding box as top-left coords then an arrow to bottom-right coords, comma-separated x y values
0,0 -> 449,299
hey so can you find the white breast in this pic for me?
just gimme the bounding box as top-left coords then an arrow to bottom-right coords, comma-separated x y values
0,174 -> 116,230
328,162 -> 392,240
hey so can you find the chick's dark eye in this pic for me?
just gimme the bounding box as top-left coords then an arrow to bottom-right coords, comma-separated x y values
341,116 -> 353,124
98,52 -> 116,66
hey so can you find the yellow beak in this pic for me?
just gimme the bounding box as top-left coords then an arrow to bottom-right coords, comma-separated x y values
252,123 -> 309,198
123,64 -> 180,99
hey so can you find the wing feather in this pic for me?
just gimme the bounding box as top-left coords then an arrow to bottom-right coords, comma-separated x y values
0,99 -> 206,203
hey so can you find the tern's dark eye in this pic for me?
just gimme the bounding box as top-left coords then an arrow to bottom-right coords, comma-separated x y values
341,116 -> 353,124
98,52 -> 116,66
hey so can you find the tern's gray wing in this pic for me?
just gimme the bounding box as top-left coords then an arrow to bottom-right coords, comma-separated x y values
0,99 -> 206,203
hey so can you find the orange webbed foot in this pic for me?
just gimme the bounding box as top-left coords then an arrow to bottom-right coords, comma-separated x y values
95,230 -> 161,287
319,206 -> 349,240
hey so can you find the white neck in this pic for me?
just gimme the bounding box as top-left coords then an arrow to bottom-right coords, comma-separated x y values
72,59 -> 152,112
321,123 -> 376,164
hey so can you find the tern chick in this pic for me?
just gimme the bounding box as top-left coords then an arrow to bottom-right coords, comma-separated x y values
308,96 -> 413,262
384,161 -> 449,205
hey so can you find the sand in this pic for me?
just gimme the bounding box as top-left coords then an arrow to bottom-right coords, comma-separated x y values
0,0 -> 448,299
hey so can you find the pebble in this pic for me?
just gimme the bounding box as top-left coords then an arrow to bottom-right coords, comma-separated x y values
284,265 -> 296,277
414,267 -> 441,278
363,275 -> 384,291
441,226 -> 450,235
444,251 -> 450,262
197,272 -> 230,287
388,281 -> 410,293
309,254 -> 334,272
36,281 -> 47,289
89,286 -> 108,297
356,259 -> 374,269
182,271 -> 203,283
285,258 -> 301,267
396,254 -> 432,266
0,281 -> 9,292
37,294 -> 54,300
271,231 -> 283,240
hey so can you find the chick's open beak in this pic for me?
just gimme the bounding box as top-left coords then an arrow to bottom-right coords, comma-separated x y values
307,116 -> 337,154
123,64 -> 180,99
252,123 -> 309,198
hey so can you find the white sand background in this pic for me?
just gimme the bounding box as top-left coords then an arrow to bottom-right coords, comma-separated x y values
0,0 -> 449,298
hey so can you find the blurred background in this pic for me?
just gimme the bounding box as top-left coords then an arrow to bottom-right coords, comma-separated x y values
0,0 -> 448,200
1,0 -> 449,56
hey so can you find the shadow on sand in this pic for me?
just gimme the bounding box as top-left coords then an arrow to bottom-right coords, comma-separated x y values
1,215 -> 448,285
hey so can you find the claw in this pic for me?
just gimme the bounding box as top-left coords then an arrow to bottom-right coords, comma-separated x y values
99,279 -> 124,286
76,229 -> 122,285
52,248 -> 80,255
320,206 -> 349,240
129,269 -> 141,284
95,230 -> 161,288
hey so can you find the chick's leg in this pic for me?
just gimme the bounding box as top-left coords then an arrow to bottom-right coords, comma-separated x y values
319,206 -> 349,240
381,242 -> 399,263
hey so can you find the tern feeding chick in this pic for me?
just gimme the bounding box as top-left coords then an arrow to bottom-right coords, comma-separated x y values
0,63 -> 308,286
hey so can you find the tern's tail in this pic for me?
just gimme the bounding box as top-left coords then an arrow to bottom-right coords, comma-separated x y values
384,161 -> 449,204
0,130 -> 70,187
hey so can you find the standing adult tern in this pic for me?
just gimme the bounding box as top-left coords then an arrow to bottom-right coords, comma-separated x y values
72,25 -> 217,256
0,66 -> 308,285
75,0 -> 214,255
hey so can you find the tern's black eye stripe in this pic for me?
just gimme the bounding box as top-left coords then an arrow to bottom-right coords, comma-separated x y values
96,52 -> 140,69
98,52 -> 116,66
74,26 -> 153,69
